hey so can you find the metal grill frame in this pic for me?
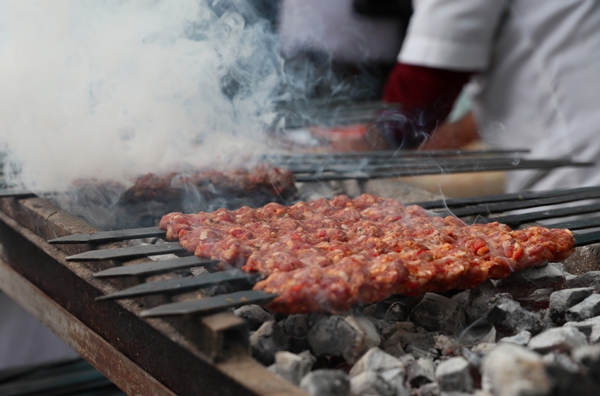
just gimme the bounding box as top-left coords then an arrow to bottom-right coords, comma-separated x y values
0,196 -> 306,396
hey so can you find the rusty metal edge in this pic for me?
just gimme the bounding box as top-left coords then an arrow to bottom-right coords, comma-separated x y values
0,259 -> 176,396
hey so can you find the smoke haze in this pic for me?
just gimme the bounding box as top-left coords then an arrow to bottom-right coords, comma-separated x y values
0,0 -> 285,191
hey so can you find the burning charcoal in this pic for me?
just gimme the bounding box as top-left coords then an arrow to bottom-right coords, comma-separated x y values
383,323 -> 435,359
549,287 -> 594,324
434,335 -> 462,357
565,294 -> 600,322
482,344 -> 551,396
573,345 -> 600,379
350,371 -> 396,396
465,290 -> 509,325
384,301 -> 409,322
284,314 -> 310,339
370,319 -> 402,340
249,321 -> 289,366
274,351 -> 314,385
590,325 -> 600,344
527,327 -> 588,354
486,297 -> 542,336
435,357 -> 473,393
563,245 -> 600,275
516,288 -> 554,310
498,331 -> 532,346
407,357 -> 436,388
363,302 -> 389,319
417,382 -> 440,396
408,293 -> 466,335
563,315 -> 600,336
450,289 -> 472,307
307,315 -> 380,364
299,369 -> 350,396
566,271 -> 600,293
233,305 -> 273,331
349,347 -> 405,377
544,351 -> 600,396
495,262 -> 566,298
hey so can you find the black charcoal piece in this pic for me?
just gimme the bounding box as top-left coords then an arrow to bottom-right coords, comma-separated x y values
567,271 -> 600,293
283,314 -> 310,339
349,347 -> 405,377
233,304 -> 273,331
299,369 -> 350,396
408,293 -> 466,335
549,287 -> 595,324
564,315 -> 600,336
565,294 -> 600,322
406,357 -> 435,388
486,297 -> 541,336
527,327 -> 588,354
274,351 -> 314,386
495,263 -> 566,298
383,325 -> 434,359
307,316 -> 379,364
350,371 -> 396,396
435,356 -> 473,393
249,321 -> 289,366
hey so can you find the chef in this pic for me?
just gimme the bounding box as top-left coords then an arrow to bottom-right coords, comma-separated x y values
377,0 -> 600,193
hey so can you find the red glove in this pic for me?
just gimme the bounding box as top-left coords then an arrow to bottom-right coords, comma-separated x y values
377,63 -> 473,148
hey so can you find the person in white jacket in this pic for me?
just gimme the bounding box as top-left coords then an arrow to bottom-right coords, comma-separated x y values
379,0 -> 600,193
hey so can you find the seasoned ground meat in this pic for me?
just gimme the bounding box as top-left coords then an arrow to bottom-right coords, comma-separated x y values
159,194 -> 575,314
121,164 -> 296,204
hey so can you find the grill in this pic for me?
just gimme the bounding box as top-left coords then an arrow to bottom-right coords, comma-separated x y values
0,150 -> 599,395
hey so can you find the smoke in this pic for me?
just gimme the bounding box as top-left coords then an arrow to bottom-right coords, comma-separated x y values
0,0 -> 286,191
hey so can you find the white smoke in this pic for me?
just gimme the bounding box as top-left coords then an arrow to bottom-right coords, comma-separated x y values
0,0 -> 285,191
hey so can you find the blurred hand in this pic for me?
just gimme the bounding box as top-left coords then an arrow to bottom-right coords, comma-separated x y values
311,123 -> 393,152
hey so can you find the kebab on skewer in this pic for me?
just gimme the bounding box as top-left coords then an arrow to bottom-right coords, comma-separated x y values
159,194 -> 575,314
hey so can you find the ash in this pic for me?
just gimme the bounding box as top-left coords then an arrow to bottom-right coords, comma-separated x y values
241,258 -> 600,396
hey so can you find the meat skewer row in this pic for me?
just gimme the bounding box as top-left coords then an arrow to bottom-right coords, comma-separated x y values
160,194 -> 575,314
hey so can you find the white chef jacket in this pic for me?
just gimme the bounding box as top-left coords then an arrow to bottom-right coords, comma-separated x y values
400,0 -> 600,192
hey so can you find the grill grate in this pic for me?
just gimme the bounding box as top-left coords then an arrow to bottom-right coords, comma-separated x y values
50,185 -> 600,319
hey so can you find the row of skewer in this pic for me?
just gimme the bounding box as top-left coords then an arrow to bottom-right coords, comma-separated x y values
47,185 -> 600,318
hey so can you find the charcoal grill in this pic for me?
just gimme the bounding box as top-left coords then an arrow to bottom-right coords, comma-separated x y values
0,149 -> 599,395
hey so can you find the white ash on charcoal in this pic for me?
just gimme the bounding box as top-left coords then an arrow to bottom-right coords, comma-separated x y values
307,315 -> 380,364
234,305 -> 273,331
406,357 -> 436,388
564,293 -> 600,322
498,331 -> 532,347
563,245 -> 600,275
566,271 -> 600,293
494,263 -> 567,299
408,293 -> 467,335
249,321 -> 289,366
527,327 -> 588,354
485,296 -> 544,336
382,322 -> 435,359
549,287 -> 595,324
350,371 -> 397,396
299,369 -> 351,396
435,357 -> 473,394
563,315 -> 600,336
273,350 -> 315,386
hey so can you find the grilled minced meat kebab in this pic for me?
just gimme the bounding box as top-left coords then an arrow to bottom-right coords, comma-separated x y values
160,194 -> 575,314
